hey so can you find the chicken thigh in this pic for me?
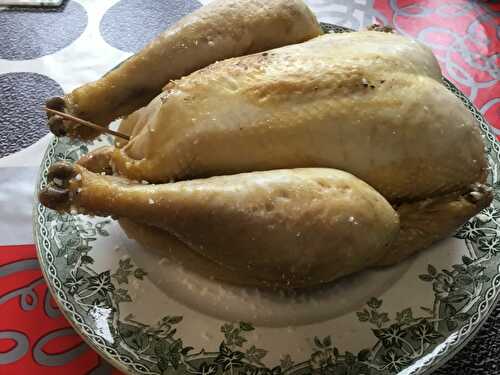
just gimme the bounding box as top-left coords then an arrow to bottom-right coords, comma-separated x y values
46,0 -> 321,139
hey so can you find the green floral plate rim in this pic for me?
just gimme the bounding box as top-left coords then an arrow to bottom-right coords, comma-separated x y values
33,24 -> 500,375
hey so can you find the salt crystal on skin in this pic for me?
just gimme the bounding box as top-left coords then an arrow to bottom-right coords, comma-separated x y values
141,180 -> 149,185
148,198 -> 155,204
348,216 -> 355,222
208,40 -> 215,47
470,191 -> 482,200
361,77 -> 368,85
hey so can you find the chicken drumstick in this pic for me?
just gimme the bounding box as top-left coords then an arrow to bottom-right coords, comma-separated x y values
46,0 -> 322,139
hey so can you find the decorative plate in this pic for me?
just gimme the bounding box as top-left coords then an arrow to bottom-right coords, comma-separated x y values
33,24 -> 500,375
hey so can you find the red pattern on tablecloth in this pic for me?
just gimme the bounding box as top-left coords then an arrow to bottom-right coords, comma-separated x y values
0,1 -> 498,374
374,0 -> 499,133
0,245 -> 118,374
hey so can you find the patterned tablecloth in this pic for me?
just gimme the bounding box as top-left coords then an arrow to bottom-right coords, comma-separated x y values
0,1 -> 498,374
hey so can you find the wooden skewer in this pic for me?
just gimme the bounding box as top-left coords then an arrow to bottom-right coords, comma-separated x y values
45,108 -> 130,141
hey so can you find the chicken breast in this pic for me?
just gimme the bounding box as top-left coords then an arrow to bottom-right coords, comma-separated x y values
111,31 -> 487,202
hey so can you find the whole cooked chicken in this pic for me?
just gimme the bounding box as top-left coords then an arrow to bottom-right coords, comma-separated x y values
46,0 -> 321,139
39,2 -> 492,288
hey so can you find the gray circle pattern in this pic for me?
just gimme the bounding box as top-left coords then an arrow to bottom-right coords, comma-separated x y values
0,1 -> 87,60
0,73 -> 64,158
100,0 -> 201,53
0,331 -> 29,364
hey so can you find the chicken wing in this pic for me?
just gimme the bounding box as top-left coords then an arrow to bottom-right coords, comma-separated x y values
378,186 -> 492,266
39,163 -> 400,287
46,0 -> 321,139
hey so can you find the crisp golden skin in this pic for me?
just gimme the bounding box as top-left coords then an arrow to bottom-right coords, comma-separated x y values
46,0 -> 321,139
40,165 -> 400,287
112,31 -> 487,202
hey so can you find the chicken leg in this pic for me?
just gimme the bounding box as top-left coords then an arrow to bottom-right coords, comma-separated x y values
39,163 -> 400,287
46,0 -> 322,139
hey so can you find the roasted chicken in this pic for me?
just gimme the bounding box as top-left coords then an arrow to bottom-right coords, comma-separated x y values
39,0 -> 492,288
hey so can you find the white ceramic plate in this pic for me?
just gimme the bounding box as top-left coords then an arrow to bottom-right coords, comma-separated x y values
34,25 -> 500,375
